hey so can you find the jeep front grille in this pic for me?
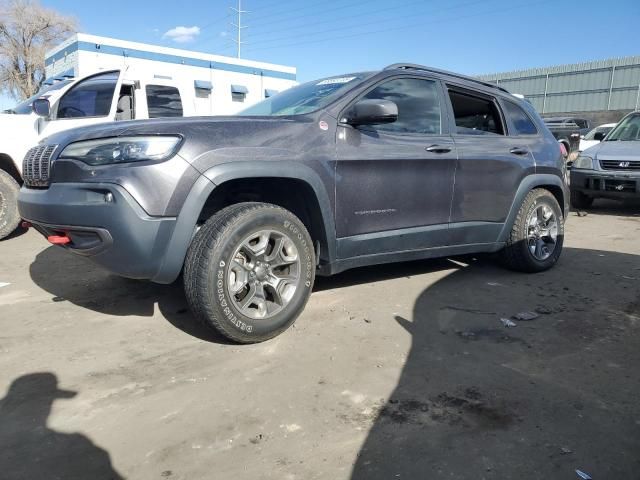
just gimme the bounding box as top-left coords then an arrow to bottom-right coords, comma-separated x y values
23,145 -> 57,187
600,160 -> 640,171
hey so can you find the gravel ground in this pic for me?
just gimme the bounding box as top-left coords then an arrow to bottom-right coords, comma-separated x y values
0,200 -> 639,480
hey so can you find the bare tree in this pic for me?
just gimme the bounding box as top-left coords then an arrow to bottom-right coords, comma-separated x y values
0,0 -> 75,100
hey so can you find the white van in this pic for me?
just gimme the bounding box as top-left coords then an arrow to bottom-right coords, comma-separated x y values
0,64 -> 294,239
0,69 -> 198,238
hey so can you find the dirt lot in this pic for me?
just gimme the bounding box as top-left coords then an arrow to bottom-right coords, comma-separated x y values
1,201 -> 639,480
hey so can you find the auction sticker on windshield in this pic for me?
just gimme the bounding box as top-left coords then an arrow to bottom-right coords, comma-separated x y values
317,77 -> 356,85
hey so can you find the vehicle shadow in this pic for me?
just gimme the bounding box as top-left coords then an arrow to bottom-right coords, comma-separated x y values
28,246 -> 231,344
350,247 -> 640,479
1,224 -> 28,241
574,198 -> 640,217
29,246 -> 466,344
0,372 -> 124,479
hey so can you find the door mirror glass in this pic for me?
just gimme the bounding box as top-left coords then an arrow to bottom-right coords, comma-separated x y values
32,98 -> 50,117
593,131 -> 606,142
345,99 -> 398,126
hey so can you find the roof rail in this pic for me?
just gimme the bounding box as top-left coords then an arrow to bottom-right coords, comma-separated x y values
384,63 -> 510,94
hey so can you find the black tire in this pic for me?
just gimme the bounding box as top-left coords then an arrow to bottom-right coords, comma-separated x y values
184,202 -> 316,343
500,188 -> 564,273
570,189 -> 593,209
0,169 -> 21,240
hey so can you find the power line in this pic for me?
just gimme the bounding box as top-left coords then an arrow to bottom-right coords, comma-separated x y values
248,0 -> 372,30
244,0 -> 487,45
195,0 -> 368,47
244,0 -> 555,54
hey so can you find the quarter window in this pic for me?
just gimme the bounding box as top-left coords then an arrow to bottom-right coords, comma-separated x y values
57,71 -> 118,119
360,78 -> 442,135
448,89 -> 505,135
503,100 -> 538,135
146,85 -> 183,118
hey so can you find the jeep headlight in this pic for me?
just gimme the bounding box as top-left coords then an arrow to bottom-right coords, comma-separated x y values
573,155 -> 593,170
59,136 -> 182,166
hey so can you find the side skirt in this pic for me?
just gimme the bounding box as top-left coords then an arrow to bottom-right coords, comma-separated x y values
317,242 -> 504,276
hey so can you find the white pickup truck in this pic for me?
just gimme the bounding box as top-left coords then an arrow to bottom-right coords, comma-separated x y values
0,69 -> 212,239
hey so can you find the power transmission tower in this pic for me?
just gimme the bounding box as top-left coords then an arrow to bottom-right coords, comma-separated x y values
230,0 -> 249,58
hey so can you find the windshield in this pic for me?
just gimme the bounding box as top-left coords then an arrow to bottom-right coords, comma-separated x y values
606,114 -> 640,141
3,80 -> 72,114
584,126 -> 614,140
238,73 -> 371,116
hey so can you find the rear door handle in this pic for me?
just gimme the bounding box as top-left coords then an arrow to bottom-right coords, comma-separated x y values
426,144 -> 452,154
510,147 -> 529,155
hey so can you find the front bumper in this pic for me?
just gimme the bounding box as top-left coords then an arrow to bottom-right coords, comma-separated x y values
18,183 -> 178,281
570,169 -> 640,199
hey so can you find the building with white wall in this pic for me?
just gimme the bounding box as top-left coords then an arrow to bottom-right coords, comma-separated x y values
44,33 -> 297,115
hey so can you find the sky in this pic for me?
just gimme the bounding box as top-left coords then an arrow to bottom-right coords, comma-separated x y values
2,0 -> 639,110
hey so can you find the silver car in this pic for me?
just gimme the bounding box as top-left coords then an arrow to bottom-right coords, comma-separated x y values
571,111 -> 640,208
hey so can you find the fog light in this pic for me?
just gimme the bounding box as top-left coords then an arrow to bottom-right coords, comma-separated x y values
105,192 -> 114,203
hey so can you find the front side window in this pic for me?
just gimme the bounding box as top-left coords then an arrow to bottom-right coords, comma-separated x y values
574,119 -> 588,129
448,89 -> 505,135
57,72 -> 119,119
584,126 -> 614,140
146,85 -> 183,118
5,80 -> 72,115
503,100 -> 538,135
360,78 -> 442,135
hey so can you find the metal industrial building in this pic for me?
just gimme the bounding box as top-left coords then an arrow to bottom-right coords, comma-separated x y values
478,55 -> 640,124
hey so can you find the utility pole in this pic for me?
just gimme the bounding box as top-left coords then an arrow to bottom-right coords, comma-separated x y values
230,0 -> 248,58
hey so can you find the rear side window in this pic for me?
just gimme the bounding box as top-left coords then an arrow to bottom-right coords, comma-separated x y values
448,89 -> 505,135
57,71 -> 118,119
503,100 -> 538,135
146,85 -> 183,118
361,78 -> 442,135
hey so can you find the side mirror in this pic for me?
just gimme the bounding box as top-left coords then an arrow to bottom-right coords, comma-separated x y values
593,131 -> 606,142
345,99 -> 398,126
32,98 -> 50,117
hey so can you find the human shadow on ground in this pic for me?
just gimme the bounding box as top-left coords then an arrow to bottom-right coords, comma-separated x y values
350,247 -> 640,479
0,372 -> 124,480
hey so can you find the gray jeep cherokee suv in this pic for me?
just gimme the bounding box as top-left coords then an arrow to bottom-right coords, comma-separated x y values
18,64 -> 568,343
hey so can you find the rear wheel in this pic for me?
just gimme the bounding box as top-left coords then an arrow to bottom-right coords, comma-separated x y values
570,189 -> 593,209
500,188 -> 564,273
0,169 -> 21,240
184,202 -> 315,343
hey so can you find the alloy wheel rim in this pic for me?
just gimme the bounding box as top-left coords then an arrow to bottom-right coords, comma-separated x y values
526,203 -> 559,261
226,229 -> 300,319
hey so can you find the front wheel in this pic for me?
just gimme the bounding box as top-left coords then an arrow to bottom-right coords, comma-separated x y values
500,188 -> 564,273
0,169 -> 21,240
184,202 -> 315,343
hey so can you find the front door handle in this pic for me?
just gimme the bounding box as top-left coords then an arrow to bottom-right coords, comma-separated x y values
510,147 -> 529,155
426,144 -> 452,154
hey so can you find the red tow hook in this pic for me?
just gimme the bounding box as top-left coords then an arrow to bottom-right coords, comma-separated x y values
47,234 -> 71,245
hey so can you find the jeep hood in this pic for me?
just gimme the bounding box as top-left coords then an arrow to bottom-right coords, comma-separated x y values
582,140 -> 640,161
42,116 -> 306,146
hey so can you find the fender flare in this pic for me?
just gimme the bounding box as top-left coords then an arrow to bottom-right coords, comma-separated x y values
152,161 -> 336,284
496,173 -> 568,244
